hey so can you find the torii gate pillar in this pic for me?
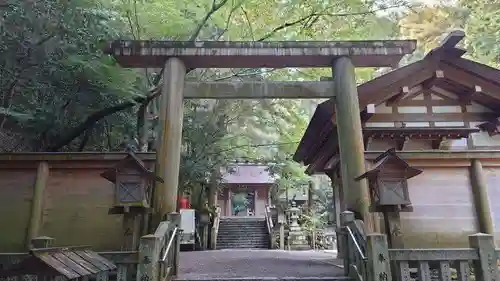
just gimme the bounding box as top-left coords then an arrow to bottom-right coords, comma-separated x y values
154,57 -> 186,222
332,57 -> 374,232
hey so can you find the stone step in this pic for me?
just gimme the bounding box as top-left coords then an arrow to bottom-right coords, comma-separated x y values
217,244 -> 269,249
219,220 -> 266,223
217,243 -> 269,249
219,224 -> 266,226
218,226 -> 267,230
219,224 -> 267,228
218,233 -> 267,236
218,230 -> 267,233
217,239 -> 268,243
173,276 -> 354,281
218,229 -> 267,232
218,240 -> 267,243
217,241 -> 269,245
217,233 -> 269,239
217,239 -> 268,244
218,236 -> 268,240
217,236 -> 268,241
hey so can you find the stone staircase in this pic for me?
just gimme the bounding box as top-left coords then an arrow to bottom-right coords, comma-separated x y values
216,217 -> 270,249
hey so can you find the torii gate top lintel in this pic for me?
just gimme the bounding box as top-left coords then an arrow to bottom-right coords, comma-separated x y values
106,40 -> 417,69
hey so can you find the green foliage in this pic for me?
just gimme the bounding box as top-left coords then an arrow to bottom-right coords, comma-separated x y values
2,0 -> 417,211
397,0 -> 500,67
0,0 -> 142,151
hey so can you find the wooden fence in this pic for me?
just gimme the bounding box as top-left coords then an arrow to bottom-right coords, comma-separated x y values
338,210 -> 499,281
0,213 -> 181,281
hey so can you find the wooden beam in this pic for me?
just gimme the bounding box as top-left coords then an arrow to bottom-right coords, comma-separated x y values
183,81 -> 334,99
361,104 -> 376,122
366,150 -> 500,160
477,118 -> 500,136
386,86 -> 409,106
439,62 -> 500,101
428,85 -> 461,101
397,99 -> 462,106
107,40 -> 417,68
396,136 -> 409,151
358,60 -> 436,107
305,132 -> 338,175
369,112 -> 497,122
443,57 -> 500,86
439,30 -> 466,50
460,85 -> 483,103
425,30 -> 466,59
422,70 -> 445,89
363,135 -> 373,149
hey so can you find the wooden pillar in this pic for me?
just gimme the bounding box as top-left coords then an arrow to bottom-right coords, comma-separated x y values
382,210 -> 404,248
469,159 -> 494,234
123,213 -> 142,250
307,180 -> 314,212
326,170 -> 342,227
332,180 -> 341,227
26,161 -> 49,249
332,57 -> 373,232
154,57 -> 186,223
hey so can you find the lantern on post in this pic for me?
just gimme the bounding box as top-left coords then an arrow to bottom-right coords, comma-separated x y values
355,148 -> 422,212
355,148 -> 422,248
101,151 -> 164,214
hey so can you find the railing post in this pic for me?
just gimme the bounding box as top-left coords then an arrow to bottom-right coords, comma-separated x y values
469,233 -> 499,281
168,212 -> 181,276
367,234 -> 392,281
339,211 -> 355,275
278,212 -> 285,250
137,234 -> 162,281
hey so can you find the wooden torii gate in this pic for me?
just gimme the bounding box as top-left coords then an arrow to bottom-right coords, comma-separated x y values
105,40 -> 416,231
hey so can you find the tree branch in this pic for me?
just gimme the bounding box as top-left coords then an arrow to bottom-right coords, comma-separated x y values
46,2 -> 407,151
189,0 -> 230,41
46,86 -> 160,151
257,4 -> 408,41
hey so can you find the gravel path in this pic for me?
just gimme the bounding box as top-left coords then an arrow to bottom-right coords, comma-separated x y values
176,249 -> 345,280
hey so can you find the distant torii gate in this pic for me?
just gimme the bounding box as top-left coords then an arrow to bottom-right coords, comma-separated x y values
105,40 -> 416,232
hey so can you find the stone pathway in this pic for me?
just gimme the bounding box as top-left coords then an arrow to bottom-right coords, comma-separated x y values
176,249 -> 345,280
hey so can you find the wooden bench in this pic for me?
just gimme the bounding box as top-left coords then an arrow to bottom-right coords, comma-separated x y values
1,246 -> 116,280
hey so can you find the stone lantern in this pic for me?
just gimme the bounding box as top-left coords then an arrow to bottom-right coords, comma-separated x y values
287,201 -> 310,250
101,151 -> 163,214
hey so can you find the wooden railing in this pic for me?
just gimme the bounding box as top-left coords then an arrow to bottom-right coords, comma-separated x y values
336,210 -> 500,281
210,206 -> 221,250
265,205 -> 286,250
0,213 -> 182,281
369,233 -> 499,281
265,205 -> 274,248
337,211 -> 367,281
137,212 -> 181,281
